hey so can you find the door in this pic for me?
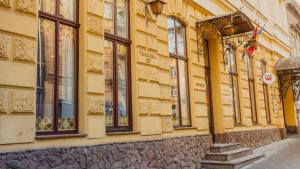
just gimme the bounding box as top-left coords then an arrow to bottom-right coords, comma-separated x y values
203,39 -> 215,142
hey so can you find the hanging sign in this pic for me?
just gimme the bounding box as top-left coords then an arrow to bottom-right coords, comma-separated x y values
263,73 -> 276,84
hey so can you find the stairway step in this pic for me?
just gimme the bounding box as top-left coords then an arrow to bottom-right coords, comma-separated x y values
206,147 -> 253,161
210,143 -> 241,153
201,153 -> 264,169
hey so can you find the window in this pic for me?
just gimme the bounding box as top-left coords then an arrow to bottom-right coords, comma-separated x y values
167,17 -> 191,127
247,56 -> 258,124
36,0 -> 79,134
227,45 -> 241,124
262,60 -> 271,123
104,0 -> 131,131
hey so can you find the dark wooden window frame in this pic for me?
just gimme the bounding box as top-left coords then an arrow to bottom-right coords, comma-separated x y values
247,57 -> 258,124
261,60 -> 271,124
168,17 -> 192,127
229,49 -> 242,124
37,0 -> 80,135
104,0 -> 132,132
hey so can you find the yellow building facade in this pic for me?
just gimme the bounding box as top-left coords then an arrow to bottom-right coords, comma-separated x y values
0,0 -> 294,168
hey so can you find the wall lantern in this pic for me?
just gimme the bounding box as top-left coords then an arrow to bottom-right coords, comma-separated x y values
145,0 -> 166,25
148,0 -> 166,16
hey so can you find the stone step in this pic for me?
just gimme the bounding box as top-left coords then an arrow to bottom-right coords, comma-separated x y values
209,143 -> 241,153
201,153 -> 265,169
206,147 -> 253,161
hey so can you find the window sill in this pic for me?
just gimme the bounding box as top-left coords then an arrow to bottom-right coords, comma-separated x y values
36,133 -> 87,139
174,126 -> 197,130
106,131 -> 140,136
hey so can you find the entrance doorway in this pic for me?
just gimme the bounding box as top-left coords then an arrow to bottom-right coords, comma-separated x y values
203,39 -> 215,142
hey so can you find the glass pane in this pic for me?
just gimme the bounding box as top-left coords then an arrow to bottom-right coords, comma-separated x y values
176,20 -> 185,57
117,44 -> 128,126
39,0 -> 56,15
104,40 -> 114,127
247,57 -> 254,79
170,59 -> 180,126
58,25 -> 76,131
104,0 -> 114,34
36,19 -> 56,131
249,82 -> 257,123
167,18 -> 176,54
228,48 -> 236,73
117,0 -> 128,38
59,0 -> 76,21
232,76 -> 241,123
178,60 -> 190,125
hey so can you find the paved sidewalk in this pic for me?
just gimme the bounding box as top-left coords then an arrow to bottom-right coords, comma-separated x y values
242,135 -> 300,169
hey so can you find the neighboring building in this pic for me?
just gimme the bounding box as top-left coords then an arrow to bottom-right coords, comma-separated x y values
0,0 -> 293,168
283,0 -> 300,133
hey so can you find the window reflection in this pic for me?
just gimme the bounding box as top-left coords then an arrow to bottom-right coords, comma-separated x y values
37,19 -> 56,131
104,0 -> 114,34
168,18 -> 176,54
117,44 -> 128,126
39,0 -> 56,15
59,0 -> 76,21
178,60 -> 190,125
58,25 -> 76,131
104,40 -> 114,127
117,0 -> 128,38
176,20 -> 185,57
170,60 -> 180,126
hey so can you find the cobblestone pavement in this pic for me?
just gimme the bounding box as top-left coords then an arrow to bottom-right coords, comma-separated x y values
242,134 -> 300,169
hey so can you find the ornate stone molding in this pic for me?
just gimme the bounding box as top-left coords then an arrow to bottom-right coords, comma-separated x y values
15,39 -> 36,63
88,96 -> 104,114
0,0 -> 10,8
11,90 -> 34,113
16,0 -> 37,15
87,55 -> 102,73
0,35 -> 10,59
0,89 -> 8,113
88,15 -> 103,35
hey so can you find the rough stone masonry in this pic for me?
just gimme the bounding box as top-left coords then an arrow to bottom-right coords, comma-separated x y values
0,135 -> 212,169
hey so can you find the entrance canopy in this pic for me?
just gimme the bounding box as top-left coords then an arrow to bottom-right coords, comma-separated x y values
196,11 -> 254,38
275,57 -> 300,71
275,57 -> 300,98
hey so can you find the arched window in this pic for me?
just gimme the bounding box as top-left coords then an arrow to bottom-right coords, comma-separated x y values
37,0 -> 79,134
167,17 -> 191,127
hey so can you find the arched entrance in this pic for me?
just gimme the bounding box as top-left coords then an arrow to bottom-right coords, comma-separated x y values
276,57 -> 300,133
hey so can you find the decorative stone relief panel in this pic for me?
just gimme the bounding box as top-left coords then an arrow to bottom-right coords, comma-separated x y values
88,96 -> 104,114
87,55 -> 102,73
14,39 -> 36,63
88,15 -> 103,35
11,90 -> 34,113
0,0 -> 10,8
0,35 -> 10,59
138,99 -> 160,114
16,0 -> 37,15
0,88 -> 9,113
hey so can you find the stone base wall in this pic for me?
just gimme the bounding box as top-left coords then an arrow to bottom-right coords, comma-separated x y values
215,128 -> 285,148
0,135 -> 212,169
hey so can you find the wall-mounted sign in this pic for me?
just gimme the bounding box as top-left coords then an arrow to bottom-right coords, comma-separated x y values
263,73 -> 276,84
